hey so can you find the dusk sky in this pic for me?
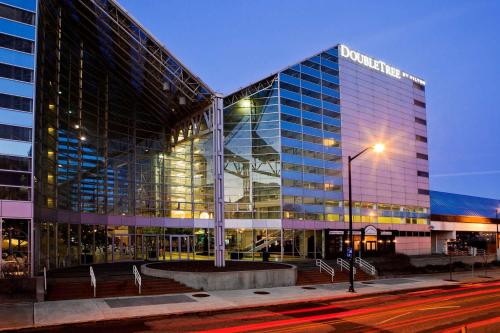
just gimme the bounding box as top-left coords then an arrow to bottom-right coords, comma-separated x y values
120,0 -> 500,199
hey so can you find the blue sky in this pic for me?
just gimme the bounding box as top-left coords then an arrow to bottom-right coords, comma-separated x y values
120,0 -> 500,199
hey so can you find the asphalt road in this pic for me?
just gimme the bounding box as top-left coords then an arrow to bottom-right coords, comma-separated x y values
12,281 -> 500,333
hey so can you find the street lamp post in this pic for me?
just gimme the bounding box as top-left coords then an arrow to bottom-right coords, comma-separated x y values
347,143 -> 385,293
496,208 -> 499,252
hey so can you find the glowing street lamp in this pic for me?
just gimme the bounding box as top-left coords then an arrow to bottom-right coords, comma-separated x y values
347,143 -> 385,293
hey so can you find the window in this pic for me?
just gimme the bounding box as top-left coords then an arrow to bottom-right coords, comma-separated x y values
0,185 -> 30,200
0,124 -> 31,141
321,52 -> 338,63
416,135 -> 428,143
322,94 -> 340,105
322,80 -> 339,91
0,93 -> 32,112
320,65 -> 339,77
414,99 -> 426,108
413,81 -> 425,91
415,117 -> 427,125
282,68 -> 300,78
416,152 -> 428,160
0,63 -> 33,82
0,33 -> 34,53
0,155 -> 31,171
301,60 -> 320,70
300,72 -> 320,85
418,189 -> 430,195
302,87 -> 321,99
0,3 -> 35,25
0,170 -> 30,186
281,114 -> 301,125
280,81 -> 300,94
281,98 -> 301,110
417,170 -> 429,178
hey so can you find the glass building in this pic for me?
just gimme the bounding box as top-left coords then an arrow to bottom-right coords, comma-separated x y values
0,0 -> 37,278
0,0 -> 434,278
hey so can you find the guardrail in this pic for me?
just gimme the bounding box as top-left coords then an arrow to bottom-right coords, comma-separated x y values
315,259 -> 335,282
133,265 -> 142,295
355,257 -> 377,276
337,258 -> 356,275
90,266 -> 96,298
43,266 -> 47,293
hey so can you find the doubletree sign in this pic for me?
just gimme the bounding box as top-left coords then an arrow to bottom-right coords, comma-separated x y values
339,44 -> 425,86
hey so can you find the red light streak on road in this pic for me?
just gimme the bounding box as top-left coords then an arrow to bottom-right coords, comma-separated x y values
441,315 -> 500,333
199,287 -> 500,333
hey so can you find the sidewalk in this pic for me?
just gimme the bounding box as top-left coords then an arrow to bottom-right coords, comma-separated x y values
2,269 -> 500,331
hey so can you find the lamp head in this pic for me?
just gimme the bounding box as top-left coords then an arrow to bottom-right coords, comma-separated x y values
373,143 -> 385,153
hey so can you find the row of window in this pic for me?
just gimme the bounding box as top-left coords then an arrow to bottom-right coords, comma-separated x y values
415,117 -> 427,125
301,60 -> 339,77
282,68 -> 340,91
0,32 -> 34,53
414,99 -> 426,108
0,123 -> 31,141
280,81 -> 339,104
0,155 -> 31,171
283,196 -> 339,205
0,3 -> 35,25
281,113 -> 340,133
281,98 -> 340,119
283,178 -> 341,191
0,185 -> 30,200
281,130 -> 340,147
417,170 -> 429,178
0,62 -> 33,82
0,92 -> 32,112
412,82 -> 425,92
282,145 -> 341,162
416,135 -> 428,143
0,170 -> 30,186
416,152 -> 428,160
282,162 -> 342,177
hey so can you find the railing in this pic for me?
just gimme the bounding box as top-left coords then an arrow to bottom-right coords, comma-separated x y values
90,266 -> 96,298
43,266 -> 47,293
336,258 -> 356,275
133,265 -> 142,295
315,259 -> 335,282
355,257 -> 377,276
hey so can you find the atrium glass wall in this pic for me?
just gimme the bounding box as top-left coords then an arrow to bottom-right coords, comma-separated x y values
34,0 -> 213,270
224,78 -> 281,220
279,48 -> 343,221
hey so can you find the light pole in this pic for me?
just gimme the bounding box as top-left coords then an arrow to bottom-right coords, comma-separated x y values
496,208 -> 499,252
347,143 -> 385,293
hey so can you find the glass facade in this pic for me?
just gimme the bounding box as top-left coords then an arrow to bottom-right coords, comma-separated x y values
279,48 -> 343,221
224,78 -> 281,220
0,0 -> 36,278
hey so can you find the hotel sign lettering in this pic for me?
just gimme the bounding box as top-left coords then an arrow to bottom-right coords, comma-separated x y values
339,44 -> 425,86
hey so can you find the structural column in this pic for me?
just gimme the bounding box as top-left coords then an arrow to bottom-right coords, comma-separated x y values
213,95 -> 225,267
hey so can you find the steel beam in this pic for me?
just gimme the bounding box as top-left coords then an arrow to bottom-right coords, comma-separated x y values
213,94 -> 225,267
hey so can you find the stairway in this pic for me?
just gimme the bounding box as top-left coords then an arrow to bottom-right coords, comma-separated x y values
45,262 -> 197,301
294,260 -> 374,286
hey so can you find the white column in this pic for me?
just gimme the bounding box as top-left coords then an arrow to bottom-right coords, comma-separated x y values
213,95 -> 225,267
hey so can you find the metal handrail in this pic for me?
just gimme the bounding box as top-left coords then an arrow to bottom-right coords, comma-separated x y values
133,265 -> 142,295
355,257 -> 377,276
90,266 -> 96,298
43,267 -> 47,293
337,258 -> 356,275
315,259 -> 335,282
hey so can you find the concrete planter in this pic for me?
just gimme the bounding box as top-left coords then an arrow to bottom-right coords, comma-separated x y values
141,262 -> 297,291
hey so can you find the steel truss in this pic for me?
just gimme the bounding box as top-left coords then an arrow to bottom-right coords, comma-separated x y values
86,0 -> 213,105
